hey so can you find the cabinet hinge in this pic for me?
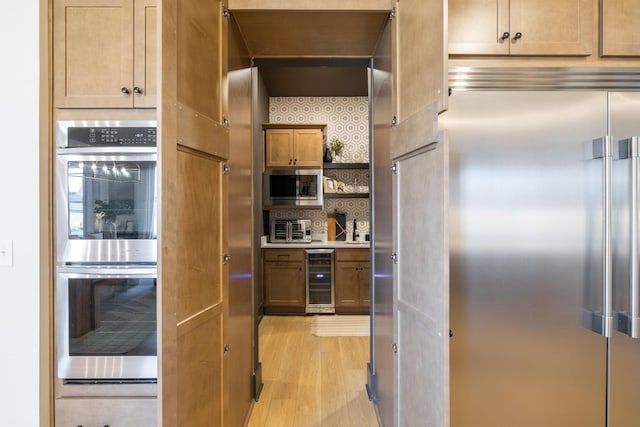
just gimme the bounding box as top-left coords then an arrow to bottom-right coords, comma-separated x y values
391,252 -> 398,264
223,253 -> 231,265
391,342 -> 398,354
391,163 -> 398,175
223,7 -> 230,18
390,7 -> 396,20
223,115 -> 230,128
391,116 -> 398,127
223,164 -> 230,175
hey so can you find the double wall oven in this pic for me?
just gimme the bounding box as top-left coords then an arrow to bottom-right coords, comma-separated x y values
55,120 -> 158,384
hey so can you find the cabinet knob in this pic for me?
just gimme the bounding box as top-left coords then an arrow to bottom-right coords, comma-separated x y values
133,86 -> 142,94
500,31 -> 510,40
513,32 -> 522,40
121,86 -> 130,94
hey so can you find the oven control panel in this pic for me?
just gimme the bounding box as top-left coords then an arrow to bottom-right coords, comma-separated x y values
67,126 -> 157,147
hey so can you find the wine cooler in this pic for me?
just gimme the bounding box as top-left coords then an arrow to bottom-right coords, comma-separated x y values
305,249 -> 335,314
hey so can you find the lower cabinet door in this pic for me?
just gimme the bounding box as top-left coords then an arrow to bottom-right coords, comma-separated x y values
55,397 -> 157,427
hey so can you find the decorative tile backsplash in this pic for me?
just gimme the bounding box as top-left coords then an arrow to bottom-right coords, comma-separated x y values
269,96 -> 369,163
267,97 -> 370,238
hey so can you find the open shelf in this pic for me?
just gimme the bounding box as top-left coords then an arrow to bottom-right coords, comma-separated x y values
324,193 -> 369,199
323,162 -> 369,169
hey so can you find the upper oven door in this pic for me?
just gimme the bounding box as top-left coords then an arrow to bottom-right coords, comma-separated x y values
55,120 -> 158,265
56,150 -> 158,264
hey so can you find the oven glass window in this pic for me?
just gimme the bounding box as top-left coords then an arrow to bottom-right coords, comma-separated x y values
67,161 -> 157,240
68,277 -> 157,356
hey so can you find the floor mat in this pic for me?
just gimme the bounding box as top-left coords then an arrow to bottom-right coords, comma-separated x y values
311,315 -> 370,337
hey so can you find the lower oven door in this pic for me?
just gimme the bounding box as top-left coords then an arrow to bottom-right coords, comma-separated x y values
56,266 -> 157,381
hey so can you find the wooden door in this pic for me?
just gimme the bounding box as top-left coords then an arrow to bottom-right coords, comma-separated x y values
448,0 -> 510,55
393,135 -> 449,427
390,0 -> 448,425
160,0 -> 230,426
294,128 -> 323,167
509,0 -> 592,55
54,0 -> 134,108
263,262 -> 305,308
335,261 -> 360,307
265,129 -> 294,167
391,0 -> 447,160
601,0 -> 640,56
133,0 -> 157,107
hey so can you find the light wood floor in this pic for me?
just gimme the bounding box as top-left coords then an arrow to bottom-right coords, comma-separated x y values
246,315 -> 379,427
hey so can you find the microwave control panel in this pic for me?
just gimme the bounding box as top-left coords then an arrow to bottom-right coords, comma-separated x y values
67,126 -> 157,147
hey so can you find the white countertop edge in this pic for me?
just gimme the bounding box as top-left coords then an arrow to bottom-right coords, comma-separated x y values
260,235 -> 369,249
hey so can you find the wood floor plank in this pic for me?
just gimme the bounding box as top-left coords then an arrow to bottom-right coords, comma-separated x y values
246,315 -> 378,427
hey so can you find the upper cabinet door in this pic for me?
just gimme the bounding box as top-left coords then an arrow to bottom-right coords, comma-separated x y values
392,0 -> 447,159
54,0 -> 134,108
449,0 -> 510,55
448,0 -> 592,56
601,0 -> 640,56
509,0 -> 592,55
133,0 -> 157,107
293,128 -> 323,167
265,129 -> 294,168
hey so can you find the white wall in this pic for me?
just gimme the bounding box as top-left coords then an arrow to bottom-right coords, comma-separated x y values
0,0 -> 41,424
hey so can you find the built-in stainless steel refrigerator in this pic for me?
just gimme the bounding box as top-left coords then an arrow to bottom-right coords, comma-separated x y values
441,89 -> 640,427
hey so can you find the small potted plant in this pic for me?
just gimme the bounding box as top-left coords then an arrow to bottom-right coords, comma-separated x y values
329,137 -> 345,162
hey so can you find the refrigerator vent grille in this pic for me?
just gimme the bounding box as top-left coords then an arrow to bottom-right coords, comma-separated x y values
449,67 -> 640,92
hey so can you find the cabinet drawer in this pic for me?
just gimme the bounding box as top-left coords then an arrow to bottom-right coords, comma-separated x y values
55,397 -> 157,427
263,249 -> 304,262
336,248 -> 369,262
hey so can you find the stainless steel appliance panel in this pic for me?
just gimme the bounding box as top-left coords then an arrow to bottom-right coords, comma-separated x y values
609,91 -> 640,427
269,219 -> 311,243
370,18 -> 394,425
56,266 -> 157,380
305,249 -> 335,314
55,120 -> 158,264
263,169 -> 323,208
442,91 -> 608,426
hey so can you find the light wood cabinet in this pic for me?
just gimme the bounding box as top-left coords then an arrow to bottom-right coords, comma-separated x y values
449,0 -> 592,56
601,0 -> 640,56
54,0 -> 157,108
264,124 -> 325,168
263,249 -> 306,314
55,397 -> 157,427
335,248 -> 370,314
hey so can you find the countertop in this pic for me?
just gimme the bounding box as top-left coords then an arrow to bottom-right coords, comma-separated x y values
260,235 -> 369,249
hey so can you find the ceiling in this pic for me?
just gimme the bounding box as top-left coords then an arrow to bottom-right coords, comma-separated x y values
232,10 -> 390,96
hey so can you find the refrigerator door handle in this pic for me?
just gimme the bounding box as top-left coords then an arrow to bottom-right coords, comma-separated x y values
588,137 -> 614,338
615,137 -> 640,338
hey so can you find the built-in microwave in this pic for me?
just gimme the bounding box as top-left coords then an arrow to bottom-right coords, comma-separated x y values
263,169 -> 323,208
